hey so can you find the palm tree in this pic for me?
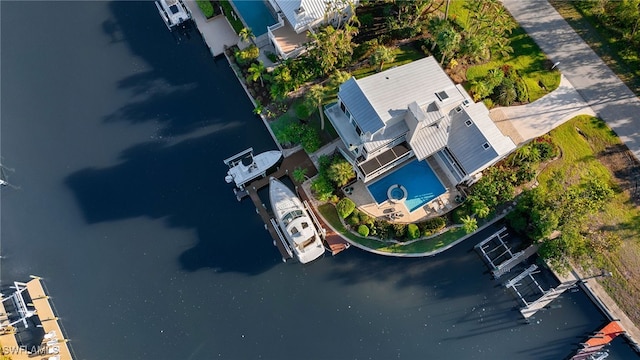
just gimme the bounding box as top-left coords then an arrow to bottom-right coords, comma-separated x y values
239,27 -> 255,44
461,215 -> 478,234
369,45 -> 396,72
247,61 -> 266,87
304,84 -> 327,130
292,167 -> 308,183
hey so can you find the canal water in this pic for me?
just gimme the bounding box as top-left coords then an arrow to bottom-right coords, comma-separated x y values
1,2 -> 637,359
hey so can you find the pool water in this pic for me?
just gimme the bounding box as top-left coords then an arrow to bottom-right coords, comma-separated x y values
231,0 -> 277,36
367,159 -> 446,212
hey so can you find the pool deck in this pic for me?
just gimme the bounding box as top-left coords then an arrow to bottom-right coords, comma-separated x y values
345,156 -> 461,223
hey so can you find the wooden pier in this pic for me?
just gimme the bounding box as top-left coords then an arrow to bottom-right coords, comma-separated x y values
237,150 -> 350,260
0,277 -> 74,360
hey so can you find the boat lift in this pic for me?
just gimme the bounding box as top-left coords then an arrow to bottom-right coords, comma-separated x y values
1,281 -> 37,329
475,227 -> 537,278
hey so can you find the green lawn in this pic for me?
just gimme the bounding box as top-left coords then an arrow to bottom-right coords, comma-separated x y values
318,203 -> 467,254
448,0 -> 560,102
219,0 -> 244,33
543,115 -> 640,325
351,44 -> 426,79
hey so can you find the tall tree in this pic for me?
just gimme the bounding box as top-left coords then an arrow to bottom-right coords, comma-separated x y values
307,24 -> 358,75
369,45 -> 396,71
238,27 -> 255,44
246,61 -> 266,87
435,26 -> 461,65
305,84 -> 327,130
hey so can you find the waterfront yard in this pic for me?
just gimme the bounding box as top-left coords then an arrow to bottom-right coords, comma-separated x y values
318,203 -> 467,254
542,115 -> 640,326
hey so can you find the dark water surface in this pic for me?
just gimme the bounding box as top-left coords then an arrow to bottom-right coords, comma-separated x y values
1,2 -> 638,359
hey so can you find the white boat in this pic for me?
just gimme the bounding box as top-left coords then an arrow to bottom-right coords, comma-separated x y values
224,148 -> 282,190
269,177 -> 325,264
155,0 -> 191,30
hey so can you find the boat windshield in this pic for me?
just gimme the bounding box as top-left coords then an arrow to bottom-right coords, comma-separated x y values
282,210 -> 304,226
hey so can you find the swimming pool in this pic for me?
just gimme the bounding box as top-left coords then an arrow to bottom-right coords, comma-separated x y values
367,159 -> 446,212
231,0 -> 277,36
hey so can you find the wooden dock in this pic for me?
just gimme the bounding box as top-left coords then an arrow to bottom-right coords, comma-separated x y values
238,149 -> 350,259
0,277 -> 74,360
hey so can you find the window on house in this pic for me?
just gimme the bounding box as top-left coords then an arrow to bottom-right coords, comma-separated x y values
340,102 -> 346,113
482,142 -> 491,150
465,119 -> 473,127
436,91 -> 449,101
355,125 -> 362,136
455,106 -> 462,113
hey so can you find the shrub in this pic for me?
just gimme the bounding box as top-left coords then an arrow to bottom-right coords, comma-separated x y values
336,198 -> 356,219
483,98 -> 494,109
358,225 -> 370,237
534,140 -> 557,161
359,212 -> 374,227
407,223 -> 420,240
393,223 -> 407,238
347,212 -> 360,227
419,217 -> 446,235
327,158 -> 356,187
196,0 -> 214,18
360,13 -> 374,27
374,219 -> 392,239
514,78 -> 529,103
311,176 -> 334,201
495,77 -> 517,106
300,127 -> 321,152
235,45 -> 260,66
294,102 -> 311,120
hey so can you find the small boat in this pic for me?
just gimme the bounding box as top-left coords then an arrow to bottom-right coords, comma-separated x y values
269,178 -> 325,264
224,148 -> 282,190
155,0 -> 192,30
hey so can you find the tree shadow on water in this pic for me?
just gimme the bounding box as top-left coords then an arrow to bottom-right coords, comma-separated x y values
64,2 -> 280,276
65,133 -> 280,275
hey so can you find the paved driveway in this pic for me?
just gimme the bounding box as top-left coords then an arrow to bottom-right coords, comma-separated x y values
490,75 -> 595,144
503,0 -> 640,161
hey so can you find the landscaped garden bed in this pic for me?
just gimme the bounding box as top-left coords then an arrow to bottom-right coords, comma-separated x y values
195,0 -> 222,20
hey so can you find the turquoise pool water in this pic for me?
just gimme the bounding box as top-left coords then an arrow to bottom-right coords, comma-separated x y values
367,159 -> 446,212
231,0 -> 277,36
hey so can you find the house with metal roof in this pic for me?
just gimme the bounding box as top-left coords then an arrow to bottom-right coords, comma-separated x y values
266,0 -> 357,59
325,56 -> 516,186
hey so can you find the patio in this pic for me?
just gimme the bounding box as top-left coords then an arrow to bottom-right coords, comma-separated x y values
343,158 -> 461,224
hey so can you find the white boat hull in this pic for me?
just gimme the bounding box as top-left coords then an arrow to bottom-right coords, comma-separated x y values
225,149 -> 282,189
269,178 -> 325,264
155,0 -> 191,30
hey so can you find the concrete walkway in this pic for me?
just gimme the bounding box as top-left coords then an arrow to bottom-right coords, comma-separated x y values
183,1 -> 238,56
503,0 -> 640,161
490,75 -> 595,145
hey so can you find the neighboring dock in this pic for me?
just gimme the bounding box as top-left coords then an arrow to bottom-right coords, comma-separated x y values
0,276 -> 74,360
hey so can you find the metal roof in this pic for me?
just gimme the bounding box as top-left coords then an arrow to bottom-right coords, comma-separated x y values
274,0 -> 347,33
446,103 -> 515,174
339,78 -> 385,135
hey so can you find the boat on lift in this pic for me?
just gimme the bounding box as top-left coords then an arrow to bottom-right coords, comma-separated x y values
224,148 -> 282,190
155,0 -> 192,30
269,177 -> 325,264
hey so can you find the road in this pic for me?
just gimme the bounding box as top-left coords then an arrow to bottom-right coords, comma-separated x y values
503,0 -> 640,162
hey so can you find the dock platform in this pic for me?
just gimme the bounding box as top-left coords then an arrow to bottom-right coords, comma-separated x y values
239,150 -> 348,259
0,277 -> 74,360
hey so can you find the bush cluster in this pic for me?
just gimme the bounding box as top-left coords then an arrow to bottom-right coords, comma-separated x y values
310,154 -> 355,202
235,45 -> 259,66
